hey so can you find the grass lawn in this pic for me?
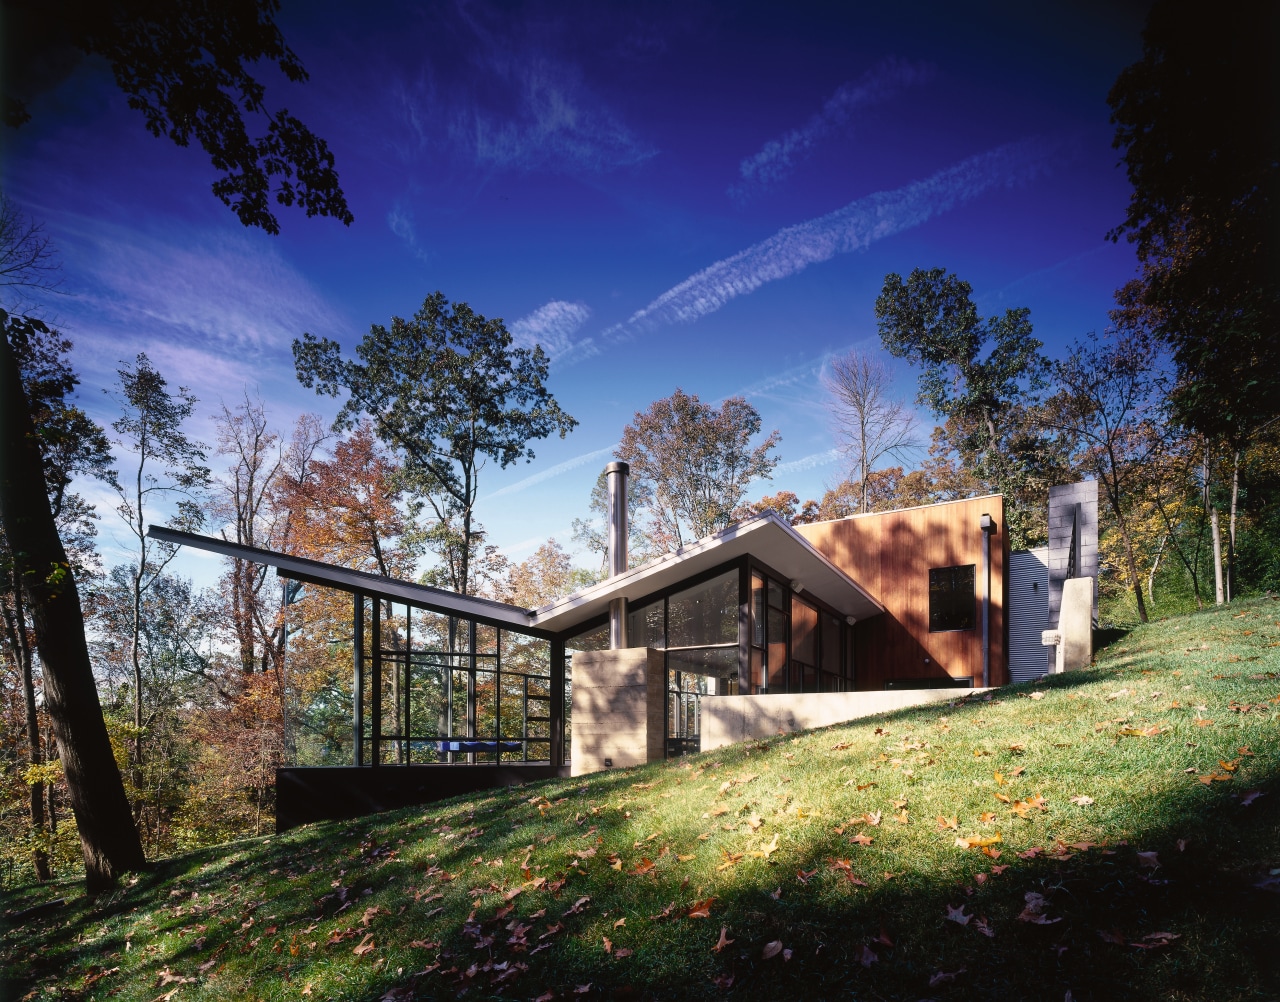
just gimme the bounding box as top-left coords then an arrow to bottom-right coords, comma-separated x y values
3,598 -> 1279,1001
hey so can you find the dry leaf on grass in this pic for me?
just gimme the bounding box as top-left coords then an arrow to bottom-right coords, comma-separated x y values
712,926 -> 734,953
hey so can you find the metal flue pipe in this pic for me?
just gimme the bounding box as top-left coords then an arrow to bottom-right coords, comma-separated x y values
605,461 -> 630,648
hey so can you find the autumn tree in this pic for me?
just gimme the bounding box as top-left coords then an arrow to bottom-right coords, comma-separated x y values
1047,329 -> 1169,622
1,317 -> 113,880
110,354 -> 210,774
571,468 -> 654,572
0,313 -> 145,888
824,350 -> 917,513
294,292 -> 577,597
0,0 -> 350,887
617,389 -> 781,551
875,268 -> 1051,546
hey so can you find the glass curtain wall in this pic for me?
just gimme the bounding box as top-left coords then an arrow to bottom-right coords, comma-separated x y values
747,569 -> 855,694
355,597 -> 555,765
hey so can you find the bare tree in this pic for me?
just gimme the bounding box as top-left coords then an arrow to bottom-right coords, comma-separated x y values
824,350 -> 917,513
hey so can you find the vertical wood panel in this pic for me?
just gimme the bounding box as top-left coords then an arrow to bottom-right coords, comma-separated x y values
798,496 -> 1007,690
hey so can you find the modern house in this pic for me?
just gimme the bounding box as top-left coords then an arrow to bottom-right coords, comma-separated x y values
150,467 -> 1093,829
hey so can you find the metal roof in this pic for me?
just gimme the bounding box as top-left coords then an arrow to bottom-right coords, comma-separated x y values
530,511 -> 883,634
146,525 -> 541,634
150,511 -> 883,639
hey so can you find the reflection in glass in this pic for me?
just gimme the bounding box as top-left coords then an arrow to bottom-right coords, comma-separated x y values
668,570 -> 737,648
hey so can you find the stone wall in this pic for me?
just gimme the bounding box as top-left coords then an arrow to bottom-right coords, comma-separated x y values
570,647 -> 665,776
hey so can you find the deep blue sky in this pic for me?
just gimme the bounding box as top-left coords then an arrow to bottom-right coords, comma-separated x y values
3,0 -> 1151,582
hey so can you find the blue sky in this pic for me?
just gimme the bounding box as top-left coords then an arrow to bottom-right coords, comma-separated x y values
3,0 -> 1150,585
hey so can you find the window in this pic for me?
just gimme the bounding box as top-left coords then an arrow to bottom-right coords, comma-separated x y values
929,564 -> 976,632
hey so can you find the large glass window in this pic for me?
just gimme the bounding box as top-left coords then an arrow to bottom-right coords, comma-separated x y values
667,571 -> 737,648
929,564 -> 976,632
627,600 -> 664,649
356,600 -> 555,766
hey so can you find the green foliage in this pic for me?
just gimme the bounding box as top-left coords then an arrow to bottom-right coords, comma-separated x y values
1107,0 -> 1280,440
875,268 -> 1053,547
4,0 -> 353,235
294,291 -> 577,595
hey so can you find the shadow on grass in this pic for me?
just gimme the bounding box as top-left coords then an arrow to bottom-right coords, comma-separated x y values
4,661 -> 1279,1002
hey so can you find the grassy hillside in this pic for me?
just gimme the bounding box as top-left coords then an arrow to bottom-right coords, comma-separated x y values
4,599 -> 1279,1001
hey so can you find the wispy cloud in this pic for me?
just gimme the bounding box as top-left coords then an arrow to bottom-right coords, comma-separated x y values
600,139 -> 1050,346
509,300 -> 596,362
49,214 -> 347,360
463,58 -> 657,175
387,32 -> 655,179
731,58 -> 935,201
773,448 -> 841,477
486,445 -> 618,500
387,202 -> 431,264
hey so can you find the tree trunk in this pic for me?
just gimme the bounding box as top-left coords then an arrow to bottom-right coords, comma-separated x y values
1210,504 -> 1225,605
1147,533 -> 1167,608
3,578 -> 50,879
1227,449 -> 1239,602
0,331 -> 145,890
1117,519 -> 1149,623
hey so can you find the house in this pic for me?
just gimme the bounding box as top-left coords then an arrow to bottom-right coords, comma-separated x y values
149,468 -> 1093,829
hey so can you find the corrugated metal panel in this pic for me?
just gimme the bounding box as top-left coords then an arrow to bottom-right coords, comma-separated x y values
1008,548 -> 1051,684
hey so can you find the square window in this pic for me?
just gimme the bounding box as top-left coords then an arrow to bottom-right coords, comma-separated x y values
929,564 -> 975,632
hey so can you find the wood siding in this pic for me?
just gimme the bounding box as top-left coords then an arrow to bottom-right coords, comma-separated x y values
796,496 -> 1008,690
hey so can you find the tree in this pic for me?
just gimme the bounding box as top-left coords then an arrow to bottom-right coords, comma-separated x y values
875,268 -> 1051,547
617,389 -> 781,550
1047,329 -> 1168,622
1,317 -> 113,880
110,353 -> 210,775
0,313 -> 145,889
1107,0 -> 1279,443
3,0 -> 354,235
571,468 -> 654,572
294,292 -> 577,598
824,350 -> 917,513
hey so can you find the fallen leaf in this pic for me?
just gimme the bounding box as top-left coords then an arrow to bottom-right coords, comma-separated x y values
945,904 -> 971,926
930,968 -> 967,985
937,815 -> 959,831
686,897 -> 715,919
1241,790 -> 1265,806
1070,795 -> 1094,806
1131,931 -> 1181,949
602,936 -> 612,953
855,943 -> 878,967
1136,851 -> 1160,869
614,947 -> 633,958
762,940 -> 784,960
712,926 -> 734,953
353,934 -> 376,957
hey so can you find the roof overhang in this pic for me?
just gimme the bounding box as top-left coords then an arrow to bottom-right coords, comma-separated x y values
151,512 -> 883,641
146,525 -> 542,635
530,511 -> 883,635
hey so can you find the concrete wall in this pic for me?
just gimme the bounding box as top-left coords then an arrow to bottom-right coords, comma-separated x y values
1059,576 -> 1094,671
701,687 -> 991,752
570,647 -> 665,776
1048,481 -> 1098,628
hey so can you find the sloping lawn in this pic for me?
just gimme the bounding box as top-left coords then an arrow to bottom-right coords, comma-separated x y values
3,598 -> 1279,1001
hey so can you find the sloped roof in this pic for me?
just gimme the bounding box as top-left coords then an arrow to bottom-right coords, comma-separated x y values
149,511 -> 882,639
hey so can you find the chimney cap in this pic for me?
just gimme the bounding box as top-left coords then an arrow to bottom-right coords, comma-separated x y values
605,461 -> 630,476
